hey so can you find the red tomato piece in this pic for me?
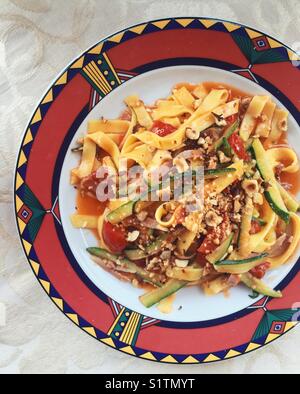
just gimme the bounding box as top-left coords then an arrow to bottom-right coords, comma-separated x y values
151,121 -> 177,137
226,114 -> 238,124
198,233 -> 217,255
250,263 -> 271,279
102,221 -> 127,254
228,133 -> 250,161
250,220 -> 262,235
195,253 -> 208,267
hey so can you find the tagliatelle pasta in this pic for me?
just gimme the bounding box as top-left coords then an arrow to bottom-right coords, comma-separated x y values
87,132 -> 120,168
255,99 -> 276,138
70,81 -> 300,310
74,138 -> 96,179
240,96 -> 269,141
267,147 -> 299,174
269,108 -> 289,142
88,119 -> 130,134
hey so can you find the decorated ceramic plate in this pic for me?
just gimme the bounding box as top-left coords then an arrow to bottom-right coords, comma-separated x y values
15,18 -> 300,364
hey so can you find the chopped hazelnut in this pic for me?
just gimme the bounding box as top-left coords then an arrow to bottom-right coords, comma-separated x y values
205,211 -> 223,227
186,128 -> 200,140
218,151 -> 231,164
242,179 -> 259,197
127,230 -> 140,242
175,259 -> 189,268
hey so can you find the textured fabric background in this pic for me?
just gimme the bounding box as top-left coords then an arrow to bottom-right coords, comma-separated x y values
0,0 -> 300,374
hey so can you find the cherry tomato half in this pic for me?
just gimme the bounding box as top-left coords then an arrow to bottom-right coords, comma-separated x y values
250,262 -> 271,279
228,133 -> 250,161
102,221 -> 128,254
151,121 -> 177,137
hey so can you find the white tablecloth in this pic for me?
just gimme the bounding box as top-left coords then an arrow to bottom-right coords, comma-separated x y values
1,0 -> 299,374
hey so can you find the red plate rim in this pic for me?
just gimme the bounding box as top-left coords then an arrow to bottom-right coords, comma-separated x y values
14,17 -> 300,364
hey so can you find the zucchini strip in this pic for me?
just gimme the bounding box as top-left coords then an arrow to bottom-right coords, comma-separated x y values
204,168 -> 236,179
140,279 -> 187,308
125,233 -> 169,261
252,139 -> 289,223
214,120 -> 239,150
241,273 -> 282,298
206,234 -> 234,264
208,160 -> 244,194
166,266 -> 203,281
106,200 -> 136,225
277,182 -> 299,213
214,253 -> 269,274
87,248 -> 162,287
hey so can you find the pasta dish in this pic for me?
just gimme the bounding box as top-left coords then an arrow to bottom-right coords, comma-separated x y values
70,82 -> 300,310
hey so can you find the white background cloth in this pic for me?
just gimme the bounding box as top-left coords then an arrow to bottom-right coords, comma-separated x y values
0,0 -> 300,374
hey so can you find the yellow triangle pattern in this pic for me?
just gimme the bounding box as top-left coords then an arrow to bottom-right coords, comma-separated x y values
101,337 -> 116,348
15,195 -> 23,211
284,321 -> 297,332
66,313 -> 79,325
225,349 -> 241,359
88,43 -> 104,55
265,333 -> 280,344
120,346 -> 136,356
287,49 -> 300,62
161,355 -> 177,363
200,19 -> 217,29
24,129 -> 33,145
223,22 -> 240,32
152,20 -> 171,30
83,327 -> 97,338
30,260 -> 40,276
203,354 -> 220,363
71,56 -> 85,69
17,218 -> 26,234
31,108 -> 42,125
246,342 -> 261,352
16,173 -> 24,190
56,72 -> 68,86
109,32 -> 125,43
140,352 -> 157,361
52,297 -> 64,310
22,239 -> 32,254
182,355 -> 198,364
130,24 -> 147,35
40,279 -> 51,294
18,150 -> 27,168
42,89 -> 53,104
176,18 -> 194,28
245,28 -> 261,39
267,37 -> 282,49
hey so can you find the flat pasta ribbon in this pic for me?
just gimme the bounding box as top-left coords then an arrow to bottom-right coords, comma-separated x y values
87,132 -> 120,168
267,213 -> 300,268
267,147 -> 299,173
74,137 -> 96,179
240,96 -> 269,141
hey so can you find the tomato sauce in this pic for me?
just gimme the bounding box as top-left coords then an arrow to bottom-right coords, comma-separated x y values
203,82 -> 250,99
174,81 -> 250,99
280,170 -> 300,196
76,193 -> 107,240
77,193 -> 106,216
